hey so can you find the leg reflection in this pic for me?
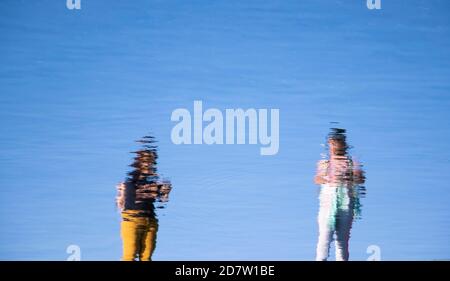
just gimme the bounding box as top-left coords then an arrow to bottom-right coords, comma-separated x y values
335,208 -> 352,261
316,185 -> 336,261
139,217 -> 158,261
121,210 -> 158,261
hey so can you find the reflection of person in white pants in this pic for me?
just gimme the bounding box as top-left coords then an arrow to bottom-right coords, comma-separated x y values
314,128 -> 365,261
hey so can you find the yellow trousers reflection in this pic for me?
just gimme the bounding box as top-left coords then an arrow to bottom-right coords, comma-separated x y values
120,210 -> 158,261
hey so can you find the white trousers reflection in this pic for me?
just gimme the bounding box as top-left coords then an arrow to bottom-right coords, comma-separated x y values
316,184 -> 353,261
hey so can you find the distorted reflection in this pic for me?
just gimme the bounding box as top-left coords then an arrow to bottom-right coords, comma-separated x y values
314,128 -> 366,261
116,135 -> 172,261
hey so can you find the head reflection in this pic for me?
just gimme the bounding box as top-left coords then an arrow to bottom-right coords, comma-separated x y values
314,128 -> 365,261
116,136 -> 172,261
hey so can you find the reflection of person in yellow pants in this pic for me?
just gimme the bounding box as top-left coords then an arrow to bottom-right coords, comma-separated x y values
121,210 -> 158,261
116,136 -> 172,261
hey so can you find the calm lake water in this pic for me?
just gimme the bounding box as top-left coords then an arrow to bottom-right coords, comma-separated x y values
0,0 -> 449,260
